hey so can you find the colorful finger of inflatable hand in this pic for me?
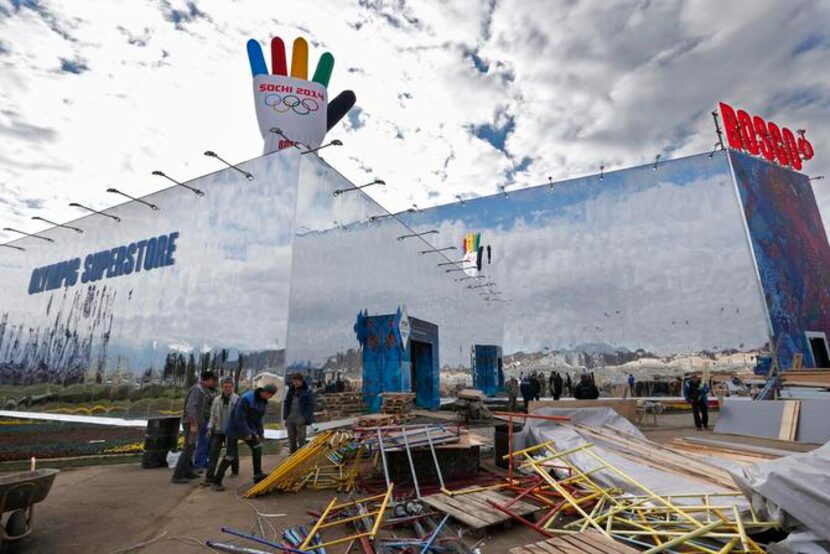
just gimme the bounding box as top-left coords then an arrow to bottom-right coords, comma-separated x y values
247,36 -> 356,154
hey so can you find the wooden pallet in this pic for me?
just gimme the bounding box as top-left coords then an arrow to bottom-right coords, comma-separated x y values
421,489 -> 538,530
356,413 -> 399,427
509,531 -> 640,554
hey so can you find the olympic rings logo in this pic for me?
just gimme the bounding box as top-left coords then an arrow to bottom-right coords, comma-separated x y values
264,94 -> 320,116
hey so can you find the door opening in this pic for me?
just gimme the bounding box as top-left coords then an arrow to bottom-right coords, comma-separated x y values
410,340 -> 433,408
806,332 -> 830,368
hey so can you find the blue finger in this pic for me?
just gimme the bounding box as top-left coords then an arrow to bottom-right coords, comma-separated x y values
246,39 -> 268,77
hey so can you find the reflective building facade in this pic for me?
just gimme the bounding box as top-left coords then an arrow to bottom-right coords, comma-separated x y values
1,148 -> 828,411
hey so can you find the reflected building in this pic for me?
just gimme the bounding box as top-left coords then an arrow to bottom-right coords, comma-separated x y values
1,148 -> 828,410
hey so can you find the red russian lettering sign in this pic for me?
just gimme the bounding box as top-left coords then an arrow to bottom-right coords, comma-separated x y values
719,101 -> 814,171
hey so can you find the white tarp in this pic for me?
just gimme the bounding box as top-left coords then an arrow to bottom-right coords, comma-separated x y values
731,442 -> 830,552
516,407 -> 740,499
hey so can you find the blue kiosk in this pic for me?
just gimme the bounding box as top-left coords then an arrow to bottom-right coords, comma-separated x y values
354,307 -> 440,411
472,344 -> 504,396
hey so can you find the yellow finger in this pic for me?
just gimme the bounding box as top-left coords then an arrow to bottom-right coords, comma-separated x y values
291,37 -> 308,79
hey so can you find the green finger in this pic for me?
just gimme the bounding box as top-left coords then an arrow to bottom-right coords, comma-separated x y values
312,52 -> 334,88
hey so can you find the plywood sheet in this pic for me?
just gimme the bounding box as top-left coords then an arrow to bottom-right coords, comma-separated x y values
795,399 -> 830,444
778,400 -> 800,441
714,398 -> 785,440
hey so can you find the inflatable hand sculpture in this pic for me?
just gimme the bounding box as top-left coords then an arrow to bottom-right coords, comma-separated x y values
246,36 -> 356,154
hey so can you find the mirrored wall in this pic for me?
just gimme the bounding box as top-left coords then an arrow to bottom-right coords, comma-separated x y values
0,150 -> 301,418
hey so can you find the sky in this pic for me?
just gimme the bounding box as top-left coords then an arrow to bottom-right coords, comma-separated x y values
1,0 -> 829,245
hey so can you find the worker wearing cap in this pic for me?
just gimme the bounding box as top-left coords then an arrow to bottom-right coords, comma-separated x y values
684,374 -> 710,430
283,372 -> 315,454
172,370 -> 217,484
212,383 -> 277,490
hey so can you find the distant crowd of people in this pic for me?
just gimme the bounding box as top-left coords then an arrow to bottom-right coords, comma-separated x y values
171,370 -> 315,490
504,370 -> 600,412
502,369 -> 712,431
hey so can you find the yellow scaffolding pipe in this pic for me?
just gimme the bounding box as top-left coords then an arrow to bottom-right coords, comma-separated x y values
299,484 -> 394,551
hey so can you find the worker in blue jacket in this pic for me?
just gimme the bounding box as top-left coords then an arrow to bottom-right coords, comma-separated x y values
684,374 -> 710,430
211,383 -> 277,491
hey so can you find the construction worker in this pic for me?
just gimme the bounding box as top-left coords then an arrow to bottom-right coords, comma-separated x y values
172,370 -> 217,484
573,373 -> 600,400
194,376 -> 218,470
552,372 -> 563,401
202,376 -> 239,486
283,373 -> 315,454
684,374 -> 710,430
212,383 -> 277,491
506,377 -> 519,412
520,375 -> 534,412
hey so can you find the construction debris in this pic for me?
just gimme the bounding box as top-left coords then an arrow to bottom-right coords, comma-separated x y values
504,439 -> 777,552
379,392 -> 416,422
316,391 -> 367,421
210,402 -> 826,553
245,424 -> 464,498
453,389 -> 493,422
510,530 -> 640,554
245,430 -> 367,496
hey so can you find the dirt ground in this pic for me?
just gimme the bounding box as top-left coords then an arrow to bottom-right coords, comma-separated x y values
5,410 -> 812,554
11,450 -> 542,554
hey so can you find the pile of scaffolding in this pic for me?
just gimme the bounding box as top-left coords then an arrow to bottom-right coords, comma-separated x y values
499,439 -> 776,552
221,414 -> 787,553
246,424 -> 464,498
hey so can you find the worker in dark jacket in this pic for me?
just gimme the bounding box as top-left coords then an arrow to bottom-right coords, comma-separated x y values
519,375 -> 534,412
211,383 -> 277,491
172,370 -> 217,484
283,373 -> 315,454
552,372 -> 564,401
573,374 -> 600,400
684,374 -> 710,430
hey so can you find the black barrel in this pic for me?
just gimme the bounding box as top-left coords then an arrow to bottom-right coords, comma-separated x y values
142,416 -> 181,469
493,421 -> 523,469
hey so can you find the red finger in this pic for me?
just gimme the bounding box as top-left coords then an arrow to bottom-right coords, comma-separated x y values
271,37 -> 287,76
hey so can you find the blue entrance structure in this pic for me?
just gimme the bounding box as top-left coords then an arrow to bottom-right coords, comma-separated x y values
472,344 -> 503,396
354,308 -> 440,411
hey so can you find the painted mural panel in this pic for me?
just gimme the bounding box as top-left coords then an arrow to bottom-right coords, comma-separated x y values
0,151 -> 301,414
285,156 -> 504,390
729,151 -> 830,369
394,151 -> 771,373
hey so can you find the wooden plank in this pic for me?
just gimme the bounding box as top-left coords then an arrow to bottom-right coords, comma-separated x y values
557,535 -> 609,554
781,370 -> 830,387
429,493 -> 503,526
576,531 -> 640,554
535,541 -> 567,554
410,408 -> 459,422
675,436 -> 791,458
421,495 -> 493,529
778,400 -> 800,442
458,493 -> 505,519
543,539 -> 583,554
573,423 -> 737,489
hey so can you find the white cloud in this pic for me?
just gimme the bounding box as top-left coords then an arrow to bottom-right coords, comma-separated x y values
0,0 -> 828,244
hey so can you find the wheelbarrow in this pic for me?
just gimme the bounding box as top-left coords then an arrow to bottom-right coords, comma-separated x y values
0,469 -> 59,549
